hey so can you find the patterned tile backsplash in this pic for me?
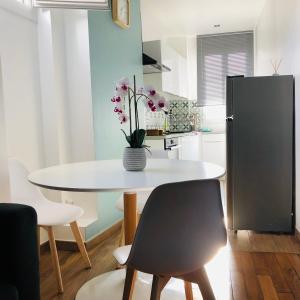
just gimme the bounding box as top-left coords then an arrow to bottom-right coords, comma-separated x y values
146,100 -> 203,132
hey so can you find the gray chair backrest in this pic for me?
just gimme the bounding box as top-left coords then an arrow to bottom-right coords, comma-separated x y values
127,179 -> 227,276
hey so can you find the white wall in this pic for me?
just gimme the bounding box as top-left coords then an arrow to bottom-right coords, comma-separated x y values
0,2 -> 97,242
255,0 -> 300,231
0,3 -> 44,170
0,1 -> 47,241
64,11 -> 95,163
37,9 -> 97,241
0,60 -> 10,202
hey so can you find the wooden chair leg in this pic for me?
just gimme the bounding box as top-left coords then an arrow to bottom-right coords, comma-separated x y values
123,267 -> 137,300
150,275 -> 171,300
70,221 -> 92,269
46,226 -> 64,294
119,221 -> 125,247
137,213 -> 141,223
184,281 -> 194,300
194,268 -> 215,300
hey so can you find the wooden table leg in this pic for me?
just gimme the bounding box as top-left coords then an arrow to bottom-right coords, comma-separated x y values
123,192 -> 137,245
123,192 -> 137,300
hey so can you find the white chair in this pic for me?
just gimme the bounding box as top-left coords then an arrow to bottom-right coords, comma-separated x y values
8,158 -> 91,294
116,149 -> 170,245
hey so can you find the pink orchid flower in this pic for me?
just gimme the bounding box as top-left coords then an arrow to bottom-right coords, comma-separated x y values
156,96 -> 168,110
118,113 -> 128,124
145,99 -> 157,112
147,99 -> 154,108
150,105 -> 157,112
116,77 -> 130,97
114,106 -> 123,114
111,95 -> 122,103
144,85 -> 158,99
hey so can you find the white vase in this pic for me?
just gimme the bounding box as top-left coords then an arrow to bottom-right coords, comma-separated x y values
123,147 -> 146,171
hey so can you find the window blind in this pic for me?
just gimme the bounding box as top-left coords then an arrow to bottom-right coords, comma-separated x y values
197,32 -> 254,106
32,0 -> 109,9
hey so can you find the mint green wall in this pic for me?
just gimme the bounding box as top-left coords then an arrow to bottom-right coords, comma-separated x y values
87,1 -> 143,239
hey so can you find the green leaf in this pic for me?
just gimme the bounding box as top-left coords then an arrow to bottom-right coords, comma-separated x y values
143,144 -> 151,154
121,129 -> 132,147
129,129 -> 145,148
135,129 -> 145,147
122,129 -> 146,148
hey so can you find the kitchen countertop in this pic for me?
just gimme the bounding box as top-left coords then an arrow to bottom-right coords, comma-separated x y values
145,131 -> 225,140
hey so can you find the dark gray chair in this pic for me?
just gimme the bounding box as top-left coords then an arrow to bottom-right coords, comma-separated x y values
114,179 -> 227,300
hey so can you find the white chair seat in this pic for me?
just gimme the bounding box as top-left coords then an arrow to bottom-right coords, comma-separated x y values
36,202 -> 84,226
8,158 -> 91,293
116,191 -> 151,214
113,245 -> 132,265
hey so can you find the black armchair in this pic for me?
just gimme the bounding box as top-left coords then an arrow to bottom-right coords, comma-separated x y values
0,203 -> 40,300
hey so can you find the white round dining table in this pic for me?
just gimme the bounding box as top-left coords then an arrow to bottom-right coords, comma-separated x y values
28,159 -> 225,299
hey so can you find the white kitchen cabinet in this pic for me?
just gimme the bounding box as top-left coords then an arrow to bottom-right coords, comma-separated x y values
144,37 -> 197,100
186,36 -> 197,100
161,37 -> 197,100
144,138 -> 179,160
178,55 -> 188,98
179,135 -> 201,161
161,41 -> 181,97
162,38 -> 190,98
202,134 -> 226,168
145,134 -> 226,167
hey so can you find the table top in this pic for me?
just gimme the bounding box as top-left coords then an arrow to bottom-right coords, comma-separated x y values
28,159 -> 225,193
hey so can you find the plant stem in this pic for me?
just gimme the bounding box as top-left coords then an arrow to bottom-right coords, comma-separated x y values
128,89 -> 132,135
136,93 -> 153,102
133,75 -> 139,131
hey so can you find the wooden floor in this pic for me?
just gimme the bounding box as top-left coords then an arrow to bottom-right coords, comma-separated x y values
229,230 -> 300,253
40,230 -> 300,300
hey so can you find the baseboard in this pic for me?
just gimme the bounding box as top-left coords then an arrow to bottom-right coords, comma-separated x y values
85,220 -> 122,250
296,228 -> 300,241
39,220 -> 122,252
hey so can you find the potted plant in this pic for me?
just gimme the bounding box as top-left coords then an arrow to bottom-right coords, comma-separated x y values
111,75 -> 168,171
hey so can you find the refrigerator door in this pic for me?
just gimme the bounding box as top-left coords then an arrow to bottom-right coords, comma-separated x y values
227,75 -> 294,232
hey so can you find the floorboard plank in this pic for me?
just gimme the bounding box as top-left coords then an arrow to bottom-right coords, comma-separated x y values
275,253 -> 300,299
249,232 -> 278,252
230,270 -> 248,300
272,235 -> 300,253
263,253 -> 290,293
257,275 -> 279,300
233,252 -> 263,300
253,253 -> 269,275
278,293 -> 295,300
287,254 -> 300,278
228,230 -> 252,252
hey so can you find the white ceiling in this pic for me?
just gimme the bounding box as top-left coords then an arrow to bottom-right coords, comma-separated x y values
140,0 -> 267,41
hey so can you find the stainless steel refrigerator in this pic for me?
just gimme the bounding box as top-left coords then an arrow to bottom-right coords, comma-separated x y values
226,75 -> 295,233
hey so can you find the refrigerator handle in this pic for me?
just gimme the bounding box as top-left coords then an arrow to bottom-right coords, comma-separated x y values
226,115 -> 234,122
